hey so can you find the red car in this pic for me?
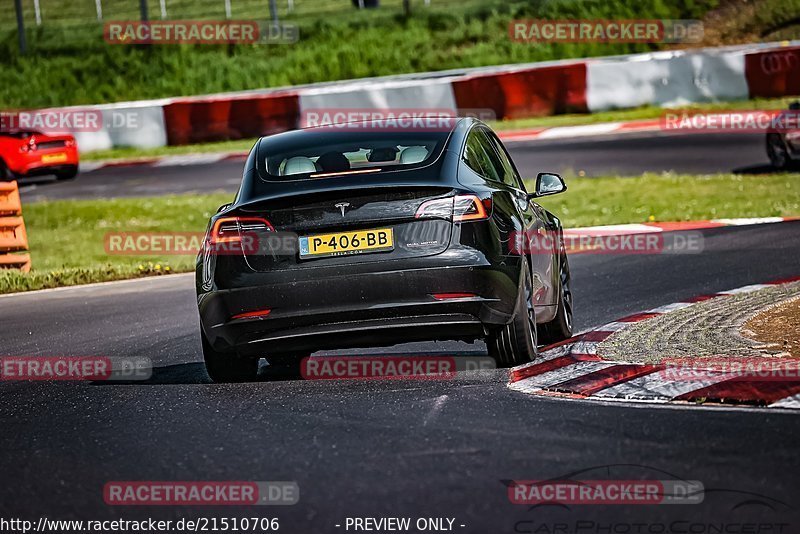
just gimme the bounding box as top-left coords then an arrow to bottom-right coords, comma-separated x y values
0,130 -> 79,181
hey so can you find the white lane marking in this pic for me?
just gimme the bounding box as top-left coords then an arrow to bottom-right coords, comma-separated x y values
564,224 -> 660,235
423,395 -> 448,426
592,371 -> 734,401
78,162 -> 107,173
711,217 -> 785,226
770,394 -> 800,409
153,154 -> 227,167
535,123 -> 623,139
0,272 -> 193,299
512,361 -> 616,389
501,134 -> 545,143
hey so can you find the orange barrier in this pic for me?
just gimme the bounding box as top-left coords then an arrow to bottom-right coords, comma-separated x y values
0,181 -> 22,216
0,253 -> 30,273
0,217 -> 28,252
453,63 -> 588,120
163,92 -> 300,145
0,181 -> 30,271
745,47 -> 800,98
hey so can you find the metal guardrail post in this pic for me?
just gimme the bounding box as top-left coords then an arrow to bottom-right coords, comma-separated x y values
14,0 -> 27,55
140,0 -> 149,22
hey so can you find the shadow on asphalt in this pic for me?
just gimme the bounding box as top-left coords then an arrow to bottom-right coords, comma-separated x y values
93,361 -> 305,386
733,163 -> 784,174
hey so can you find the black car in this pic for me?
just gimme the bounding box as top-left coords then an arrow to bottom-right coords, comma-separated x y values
766,101 -> 800,170
196,118 -> 573,382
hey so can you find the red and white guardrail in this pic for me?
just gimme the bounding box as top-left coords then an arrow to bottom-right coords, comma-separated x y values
6,41 -> 800,152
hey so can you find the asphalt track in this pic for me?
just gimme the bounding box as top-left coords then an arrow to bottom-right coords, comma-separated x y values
19,131 -> 772,203
2,221 -> 799,531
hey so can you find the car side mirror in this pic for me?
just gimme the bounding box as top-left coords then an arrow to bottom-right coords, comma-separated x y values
216,203 -> 232,213
529,172 -> 566,198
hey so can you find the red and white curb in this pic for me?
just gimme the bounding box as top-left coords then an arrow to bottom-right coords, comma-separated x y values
500,119 -> 663,143
564,217 -> 800,237
499,109 -> 795,144
509,276 -> 800,409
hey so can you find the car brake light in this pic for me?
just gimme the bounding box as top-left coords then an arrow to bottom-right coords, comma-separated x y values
431,292 -> 478,300
232,308 -> 272,320
209,216 -> 273,247
415,195 -> 491,221
65,139 -> 75,148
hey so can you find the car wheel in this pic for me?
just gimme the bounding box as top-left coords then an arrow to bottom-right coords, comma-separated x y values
538,253 -> 574,346
767,134 -> 791,170
202,331 -> 259,383
487,261 -> 538,368
265,353 -> 305,379
55,166 -> 78,180
0,159 -> 13,181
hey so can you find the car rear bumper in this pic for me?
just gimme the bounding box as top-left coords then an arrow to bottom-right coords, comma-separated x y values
10,149 -> 79,176
18,164 -> 78,177
198,258 -> 522,356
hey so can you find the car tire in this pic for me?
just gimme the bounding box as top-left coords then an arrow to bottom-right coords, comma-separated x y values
487,261 -> 538,368
265,354 -> 305,379
202,331 -> 259,383
538,253 -> 574,346
55,166 -> 78,180
0,159 -> 13,181
767,134 -> 792,170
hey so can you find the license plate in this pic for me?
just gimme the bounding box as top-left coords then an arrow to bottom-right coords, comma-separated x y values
41,153 -> 68,164
299,228 -> 394,258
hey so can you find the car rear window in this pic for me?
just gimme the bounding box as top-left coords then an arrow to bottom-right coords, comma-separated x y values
0,131 -> 37,139
255,127 -> 453,182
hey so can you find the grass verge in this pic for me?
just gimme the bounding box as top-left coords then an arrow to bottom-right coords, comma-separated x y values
1,172 -> 798,294
0,193 -> 231,294
533,172 -> 800,227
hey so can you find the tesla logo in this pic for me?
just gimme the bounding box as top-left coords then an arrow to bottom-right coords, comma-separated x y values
335,202 -> 350,217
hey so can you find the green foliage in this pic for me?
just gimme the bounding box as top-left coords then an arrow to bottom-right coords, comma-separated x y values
0,0 -> 720,108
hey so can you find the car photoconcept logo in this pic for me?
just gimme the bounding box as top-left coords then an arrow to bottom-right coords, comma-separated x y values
760,51 -> 799,75
335,202 -> 350,217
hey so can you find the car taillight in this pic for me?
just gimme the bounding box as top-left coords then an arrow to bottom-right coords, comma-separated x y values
19,142 -> 35,153
232,308 -> 272,320
415,195 -> 491,221
453,194 -> 490,221
65,139 -> 75,148
209,216 -> 273,250
431,292 -> 478,300
415,197 -> 454,219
